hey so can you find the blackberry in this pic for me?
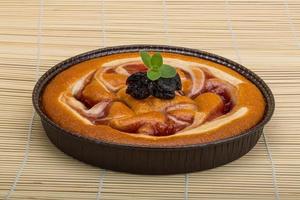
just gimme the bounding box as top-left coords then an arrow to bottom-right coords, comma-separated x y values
148,74 -> 181,99
126,72 -> 182,100
150,88 -> 175,99
126,72 -> 150,99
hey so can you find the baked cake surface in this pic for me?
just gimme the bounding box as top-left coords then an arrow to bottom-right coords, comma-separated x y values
42,52 -> 265,147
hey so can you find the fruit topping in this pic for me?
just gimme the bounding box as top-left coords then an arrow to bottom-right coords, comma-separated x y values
204,78 -> 236,113
194,92 -> 224,120
81,79 -> 116,107
65,51 -> 238,137
125,51 -> 182,100
125,72 -> 151,99
126,72 -> 182,100
148,74 -> 181,99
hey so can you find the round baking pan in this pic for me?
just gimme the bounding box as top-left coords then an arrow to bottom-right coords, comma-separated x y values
32,45 -> 275,175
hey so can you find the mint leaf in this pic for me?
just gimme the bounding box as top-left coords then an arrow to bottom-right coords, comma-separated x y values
160,64 -> 177,78
147,70 -> 161,81
140,51 -> 151,68
151,52 -> 163,68
140,51 -> 177,81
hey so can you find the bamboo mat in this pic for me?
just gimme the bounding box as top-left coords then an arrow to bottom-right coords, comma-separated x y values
0,0 -> 300,199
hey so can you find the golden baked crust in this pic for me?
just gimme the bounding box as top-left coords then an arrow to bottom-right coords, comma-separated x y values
42,52 -> 265,147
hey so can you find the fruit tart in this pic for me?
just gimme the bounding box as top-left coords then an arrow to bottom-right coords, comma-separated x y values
33,45 -> 274,174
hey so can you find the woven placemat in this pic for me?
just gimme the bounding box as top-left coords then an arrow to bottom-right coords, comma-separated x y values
1,0 -> 299,199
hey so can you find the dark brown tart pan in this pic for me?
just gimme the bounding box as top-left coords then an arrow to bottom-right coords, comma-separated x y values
32,45 -> 275,175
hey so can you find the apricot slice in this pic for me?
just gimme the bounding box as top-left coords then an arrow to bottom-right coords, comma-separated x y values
81,79 -> 116,106
194,92 -> 224,120
167,109 -> 195,123
106,102 -> 134,119
110,111 -> 167,133
102,73 -> 127,90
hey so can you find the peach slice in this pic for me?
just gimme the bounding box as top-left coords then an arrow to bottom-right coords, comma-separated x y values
204,78 -> 237,113
95,62 -> 147,92
81,79 -> 116,106
188,67 -> 206,98
204,78 -> 236,103
174,66 -> 206,98
194,92 -> 224,120
167,109 -> 195,124
117,88 -> 153,114
95,102 -> 135,125
110,111 -> 167,134
106,102 -> 134,120
117,88 -> 197,114
102,73 -> 127,90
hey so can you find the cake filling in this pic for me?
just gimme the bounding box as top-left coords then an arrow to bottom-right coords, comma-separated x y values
62,54 -> 237,136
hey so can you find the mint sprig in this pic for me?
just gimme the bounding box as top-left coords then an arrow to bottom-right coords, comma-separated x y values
140,51 -> 177,81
